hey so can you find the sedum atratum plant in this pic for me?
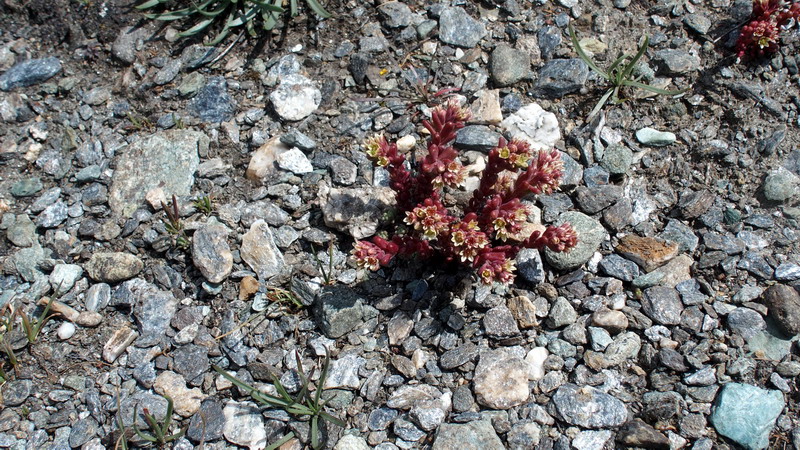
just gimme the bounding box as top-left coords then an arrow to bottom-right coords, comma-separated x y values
735,0 -> 800,60
352,102 -> 578,285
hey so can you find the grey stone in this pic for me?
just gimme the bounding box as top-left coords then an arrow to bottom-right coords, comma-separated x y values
68,418 -> 98,448
762,167 -> 799,202
574,185 -> 622,214
600,144 -> 633,175
432,419 -> 504,450
11,244 -> 45,282
369,407 -> 398,431
455,125 -> 502,151
507,421 -> 541,449
188,76 -> 235,122
775,263 -> 800,281
548,298 -> 577,328
315,285 -> 365,338
641,286 -> 683,325
85,283 -> 111,311
172,344 -> 210,385
438,7 -> 486,48
187,399 -> 225,442
516,248 -> 545,284
439,342 -> 479,369
378,1 -> 413,28
537,26 -> 562,60
652,49 -> 701,75
7,214 -> 37,247
737,252 -> 774,279
280,130 -> 317,151
10,177 -> 43,197
222,401 -> 266,449
659,219 -> 699,252
112,26 -> 148,65
684,14 -> 712,34
710,383 -> 785,450
322,187 -> 395,239
599,254 -> 639,282
544,211 -> 605,271
0,57 -> 61,91
393,417 -> 426,441
132,282 -> 178,347
50,264 -> 83,295
276,148 -> 313,174
573,430 -> 613,450
550,384 -> 627,428
192,221 -> 232,283
483,305 -> 520,338
110,130 -> 205,217
329,156 -> 357,185
490,44 -> 530,86
1,379 -> 32,406
410,393 -> 450,431
36,200 -> 67,228
387,384 -> 442,410
727,307 -> 766,339
533,59 -> 589,98
85,252 -> 143,283
324,354 -> 365,389
240,220 -> 285,280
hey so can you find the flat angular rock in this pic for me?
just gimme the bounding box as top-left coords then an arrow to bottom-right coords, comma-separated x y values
240,220 -> 285,280
438,7 -> 486,48
321,186 -> 395,239
616,234 -> 679,272
188,76 -> 235,122
473,348 -> 530,409
432,419 -> 503,450
315,285 -> 365,338
192,221 -> 233,283
0,57 -> 62,91
641,286 -> 683,325
269,74 -> 321,121
388,384 -> 442,410
550,383 -> 627,428
533,59 -> 589,98
490,44 -> 530,87
153,371 -> 205,417
110,130 -> 206,217
710,383 -> 785,450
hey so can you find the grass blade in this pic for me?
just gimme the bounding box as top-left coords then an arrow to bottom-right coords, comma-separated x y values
248,0 -> 285,13
569,24 -> 610,81
266,432 -> 295,450
177,17 -> 215,37
306,0 -> 332,18
622,79 -> 688,95
621,35 -> 649,81
319,411 -> 346,427
587,88 -> 614,122
310,416 -> 320,450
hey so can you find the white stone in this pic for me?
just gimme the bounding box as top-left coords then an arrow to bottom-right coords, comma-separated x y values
473,348 -> 530,409
269,74 -> 321,121
276,148 -> 313,174
525,347 -> 548,380
501,103 -> 561,151
396,135 -> 417,151
240,220 -> 285,280
333,435 -> 371,450
57,322 -> 76,340
223,401 -> 267,450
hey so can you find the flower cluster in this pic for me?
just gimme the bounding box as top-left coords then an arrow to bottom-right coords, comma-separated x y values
353,101 -> 577,284
736,0 -> 800,60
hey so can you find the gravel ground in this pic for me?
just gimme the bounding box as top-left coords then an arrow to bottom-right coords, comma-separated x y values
1,0 -> 800,449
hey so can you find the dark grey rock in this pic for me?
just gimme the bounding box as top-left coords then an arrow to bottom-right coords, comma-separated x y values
550,384 -> 627,428
455,125 -> 502,151
516,248 -> 545,284
188,76 -> 235,123
439,342 -> 479,369
533,59 -> 589,98
369,407 -> 398,431
281,130 -> 317,151
537,26 -> 561,60
641,286 -> 683,325
172,344 -> 210,385
548,298 -> 577,328
762,167 -> 799,202
490,44 -> 530,86
393,417 -> 426,441
574,185 -> 622,214
348,54 -> 369,85
484,305 -> 520,338
599,254 -> 639,282
10,177 -> 43,197
737,252 -> 774,280
438,7 -> 486,48
378,1 -> 413,28
187,399 -> 225,442
7,214 -> 37,247
659,219 -> 699,253
35,201 -> 68,228
684,14 -> 712,34
583,165 -> 609,188
601,145 -> 633,175
314,285 -> 365,338
0,57 -> 62,91
1,379 -> 32,406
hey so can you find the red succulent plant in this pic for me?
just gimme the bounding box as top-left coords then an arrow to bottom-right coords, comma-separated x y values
352,101 -> 577,285
736,0 -> 800,60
